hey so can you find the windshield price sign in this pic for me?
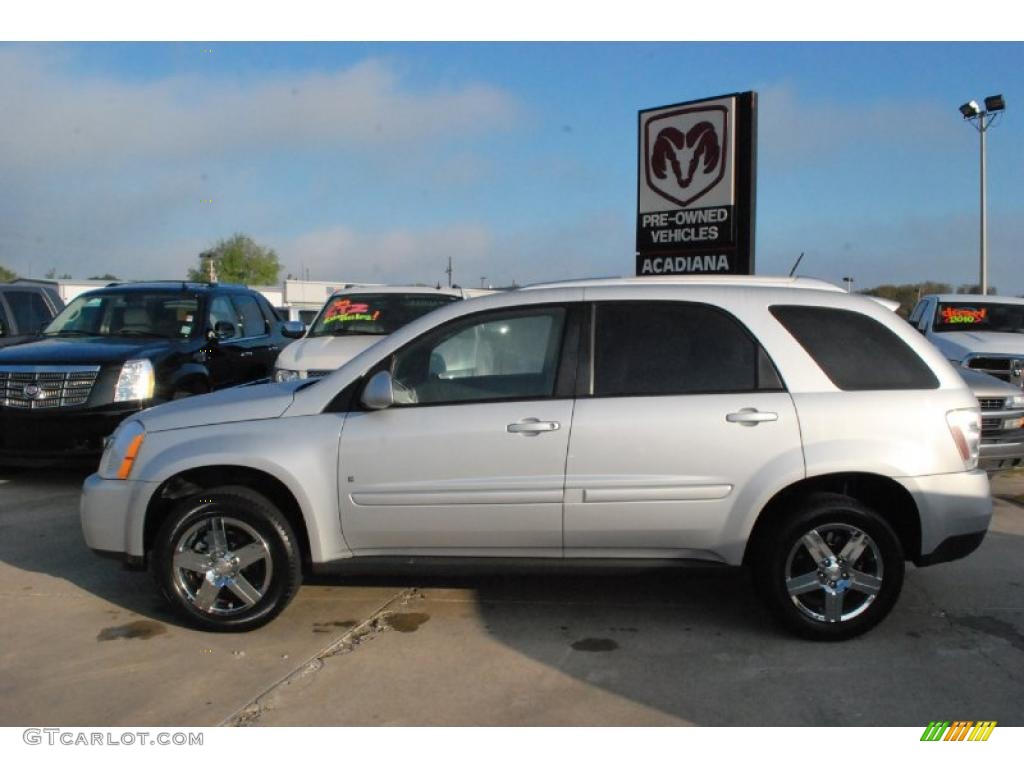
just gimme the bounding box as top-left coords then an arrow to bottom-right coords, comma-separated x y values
636,91 -> 757,276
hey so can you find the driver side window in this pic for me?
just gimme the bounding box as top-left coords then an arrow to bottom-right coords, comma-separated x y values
391,307 -> 567,406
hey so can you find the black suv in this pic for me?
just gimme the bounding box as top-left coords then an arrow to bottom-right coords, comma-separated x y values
0,282 -> 302,462
0,283 -> 64,348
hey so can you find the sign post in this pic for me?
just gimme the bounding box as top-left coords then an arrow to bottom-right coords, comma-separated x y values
636,91 -> 757,276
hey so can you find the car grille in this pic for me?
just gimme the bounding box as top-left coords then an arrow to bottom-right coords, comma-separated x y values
0,366 -> 101,409
306,369 -> 333,378
981,416 -> 1002,435
966,356 -> 1023,385
977,398 -> 1005,411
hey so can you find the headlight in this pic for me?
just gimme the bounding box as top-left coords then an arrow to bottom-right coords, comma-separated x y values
1007,394 -> 1024,410
273,368 -> 302,383
946,408 -> 981,471
99,420 -> 146,480
114,359 -> 155,402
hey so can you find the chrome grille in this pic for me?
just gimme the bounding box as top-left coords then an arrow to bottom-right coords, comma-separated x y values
977,398 -> 1005,411
0,366 -> 100,409
981,417 -> 1002,434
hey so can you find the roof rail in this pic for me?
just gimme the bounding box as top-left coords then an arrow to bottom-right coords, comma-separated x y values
520,275 -> 845,292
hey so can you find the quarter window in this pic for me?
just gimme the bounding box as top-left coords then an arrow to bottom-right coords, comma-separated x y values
771,305 -> 939,391
592,302 -> 775,396
390,307 -> 567,406
209,296 -> 242,339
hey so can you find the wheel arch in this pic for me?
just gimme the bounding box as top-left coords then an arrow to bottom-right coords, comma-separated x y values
742,472 -> 922,565
144,465 -> 312,569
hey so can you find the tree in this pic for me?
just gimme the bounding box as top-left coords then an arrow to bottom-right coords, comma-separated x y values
956,284 -> 997,295
88,273 -> 120,281
187,234 -> 281,285
0,264 -> 16,283
860,282 -> 952,318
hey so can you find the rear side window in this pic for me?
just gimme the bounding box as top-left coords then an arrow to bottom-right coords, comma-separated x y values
771,305 -> 938,391
592,301 -> 781,397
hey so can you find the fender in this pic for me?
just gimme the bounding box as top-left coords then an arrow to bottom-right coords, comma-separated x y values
130,414 -> 350,564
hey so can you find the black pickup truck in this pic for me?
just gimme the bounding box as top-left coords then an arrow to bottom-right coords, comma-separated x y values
0,281 -> 303,463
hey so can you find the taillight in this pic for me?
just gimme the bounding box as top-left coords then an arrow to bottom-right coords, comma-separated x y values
946,408 -> 981,470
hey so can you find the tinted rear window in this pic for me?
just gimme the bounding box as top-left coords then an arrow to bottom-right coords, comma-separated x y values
771,305 -> 938,391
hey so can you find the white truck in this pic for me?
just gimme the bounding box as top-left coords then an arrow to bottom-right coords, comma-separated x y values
908,294 -> 1024,388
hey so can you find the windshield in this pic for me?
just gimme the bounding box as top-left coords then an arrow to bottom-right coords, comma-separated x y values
933,302 -> 1024,334
308,292 -> 459,337
44,291 -> 200,340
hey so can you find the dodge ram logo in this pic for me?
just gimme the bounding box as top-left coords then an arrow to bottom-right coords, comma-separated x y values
644,105 -> 727,208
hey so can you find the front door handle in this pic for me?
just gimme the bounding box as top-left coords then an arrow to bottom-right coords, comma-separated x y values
726,408 -> 778,426
239,350 -> 254,358
507,418 -> 560,435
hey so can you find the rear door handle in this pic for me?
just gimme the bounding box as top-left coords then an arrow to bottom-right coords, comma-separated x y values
240,350 -> 254,358
726,408 -> 778,426
507,418 -> 560,435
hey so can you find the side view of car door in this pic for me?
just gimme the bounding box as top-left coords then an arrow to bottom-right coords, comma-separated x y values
562,300 -> 805,560
337,300 -> 583,555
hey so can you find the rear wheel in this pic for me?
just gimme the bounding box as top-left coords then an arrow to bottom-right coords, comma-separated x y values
151,486 -> 301,631
753,493 -> 904,640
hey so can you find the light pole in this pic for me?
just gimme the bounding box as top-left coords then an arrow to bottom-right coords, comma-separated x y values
959,94 -> 1006,295
842,276 -> 854,293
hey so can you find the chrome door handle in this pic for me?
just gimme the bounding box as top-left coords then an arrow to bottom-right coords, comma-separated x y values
507,418 -> 560,435
726,409 -> 778,426
240,350 -> 253,357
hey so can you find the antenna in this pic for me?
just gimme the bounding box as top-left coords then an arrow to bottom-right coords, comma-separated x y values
788,252 -> 804,277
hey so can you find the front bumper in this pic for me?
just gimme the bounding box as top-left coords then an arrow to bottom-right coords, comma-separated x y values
80,472 -> 160,564
978,430 -> 1024,472
896,469 -> 993,567
0,404 -> 145,462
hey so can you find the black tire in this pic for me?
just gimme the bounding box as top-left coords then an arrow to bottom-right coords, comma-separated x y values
751,492 -> 904,641
151,485 -> 302,632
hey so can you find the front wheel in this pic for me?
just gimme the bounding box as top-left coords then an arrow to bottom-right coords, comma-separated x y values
753,493 -> 905,641
151,486 -> 302,631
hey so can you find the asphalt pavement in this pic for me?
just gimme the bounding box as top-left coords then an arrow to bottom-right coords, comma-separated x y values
1,466 -> 1022,726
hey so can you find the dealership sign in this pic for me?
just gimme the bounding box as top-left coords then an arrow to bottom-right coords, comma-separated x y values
636,91 -> 757,276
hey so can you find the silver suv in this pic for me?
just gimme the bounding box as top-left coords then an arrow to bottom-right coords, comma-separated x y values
81,277 -> 992,640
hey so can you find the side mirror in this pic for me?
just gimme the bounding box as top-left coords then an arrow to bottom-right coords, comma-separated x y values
282,320 -> 305,339
361,370 -> 394,410
209,320 -> 236,341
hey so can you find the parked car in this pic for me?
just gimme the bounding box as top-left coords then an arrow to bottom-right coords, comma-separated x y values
272,286 -> 475,382
958,367 -> 1024,473
908,294 -> 1024,388
81,276 -> 991,640
0,281 -> 302,463
0,283 -> 64,348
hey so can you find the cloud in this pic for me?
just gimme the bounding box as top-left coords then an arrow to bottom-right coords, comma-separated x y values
756,83 -> 960,168
0,47 -> 522,174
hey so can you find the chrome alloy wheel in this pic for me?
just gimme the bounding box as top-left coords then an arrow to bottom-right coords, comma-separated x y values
784,523 -> 883,624
171,516 -> 273,616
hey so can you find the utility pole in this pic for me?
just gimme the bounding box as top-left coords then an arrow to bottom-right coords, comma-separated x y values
958,95 -> 1006,296
445,256 -> 453,288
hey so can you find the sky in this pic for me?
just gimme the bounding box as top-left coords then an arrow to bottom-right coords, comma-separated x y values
0,41 -> 1022,293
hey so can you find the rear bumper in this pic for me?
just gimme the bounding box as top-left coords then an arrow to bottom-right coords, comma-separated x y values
896,470 -> 992,567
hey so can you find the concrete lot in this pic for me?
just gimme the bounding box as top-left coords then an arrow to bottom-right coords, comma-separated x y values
1,467 -> 1022,726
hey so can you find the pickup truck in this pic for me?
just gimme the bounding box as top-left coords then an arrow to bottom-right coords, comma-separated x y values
958,367 -> 1024,472
908,294 -> 1024,388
